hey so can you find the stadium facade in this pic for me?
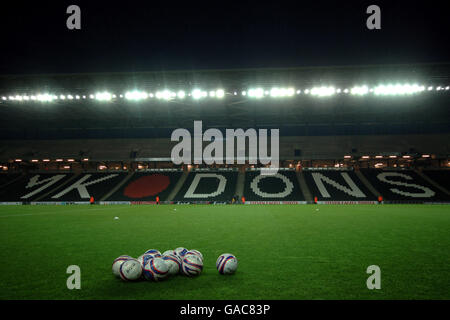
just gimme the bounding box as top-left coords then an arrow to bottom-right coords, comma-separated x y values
0,63 -> 449,204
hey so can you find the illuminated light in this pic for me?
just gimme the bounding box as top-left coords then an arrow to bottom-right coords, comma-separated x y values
112,94 -> 117,98
242,91 -> 247,96
119,94 -> 123,98
374,163 -> 384,167
23,96 -> 30,100
67,159 -> 75,162
95,92 -> 112,101
1,96 -> 6,100
15,95 -> 23,101
389,155 -> 397,158
156,90 -> 172,100
436,86 -> 442,91
351,85 -> 369,95
99,165 -> 107,170
125,91 -> 148,100
402,155 -> 411,158
36,94 -> 54,102
149,93 -> 154,98
60,95 -> 66,100
336,89 -> 341,93
375,155 -> 383,159
343,89 -> 349,93
82,95 -> 86,99
89,94 -> 95,99
42,159 -> 50,162
56,159 -> 63,162
310,86 -> 336,97
82,158 -> 89,162
296,90 -> 301,94
31,159 -> 39,162
192,89 -> 205,100
445,86 -> 450,90
63,166 -> 70,169
75,95 -> 80,99
177,90 -> 185,99
233,92 -> 237,95
9,96 -> 15,100
215,89 -> 225,98
361,156 -> 370,159
209,91 -> 216,97
344,155 -> 352,159
427,86 -> 433,91
421,154 -> 430,158
15,159 -> 22,162
304,89 -> 310,94
248,88 -> 264,98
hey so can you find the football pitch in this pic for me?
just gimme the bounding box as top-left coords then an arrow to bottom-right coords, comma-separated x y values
0,204 -> 449,300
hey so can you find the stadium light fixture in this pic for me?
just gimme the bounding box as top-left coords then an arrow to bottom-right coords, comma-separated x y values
375,155 -> 383,159
351,85 -> 369,96
361,156 -> 370,159
125,90 -> 148,101
215,89 -> 225,98
177,90 -> 186,99
248,88 -> 264,98
192,89 -> 206,100
31,159 -> 39,162
95,92 -> 112,101
156,90 -> 172,100
310,86 -> 336,97
82,158 -> 89,162
402,155 -> 411,158
56,159 -> 63,162
344,155 -> 352,159
421,154 -> 430,158
389,155 -> 397,158
15,159 -> 22,162
42,159 -> 50,162
67,159 -> 75,162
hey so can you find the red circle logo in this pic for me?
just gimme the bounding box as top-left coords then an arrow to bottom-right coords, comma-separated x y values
123,174 -> 170,199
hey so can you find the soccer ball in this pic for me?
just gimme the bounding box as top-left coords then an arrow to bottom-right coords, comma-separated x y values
142,257 -> 170,281
216,253 -> 238,275
112,255 -> 133,277
186,249 -> 203,261
174,247 -> 188,258
162,254 -> 182,275
162,250 -> 175,256
181,253 -> 203,277
119,259 -> 143,281
144,249 -> 162,257
137,253 -> 156,267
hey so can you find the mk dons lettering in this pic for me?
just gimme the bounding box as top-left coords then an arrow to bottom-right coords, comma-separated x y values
21,174 -> 66,199
311,172 -> 366,198
51,174 -> 118,199
376,172 -> 435,198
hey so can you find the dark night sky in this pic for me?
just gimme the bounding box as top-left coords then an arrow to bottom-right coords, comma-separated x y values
0,0 -> 449,75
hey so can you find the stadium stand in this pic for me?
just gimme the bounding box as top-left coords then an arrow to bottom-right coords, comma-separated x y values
243,169 -> 305,202
303,169 -> 377,202
0,173 -> 75,201
173,169 -> 238,203
421,170 -> 450,192
0,173 -> 21,188
360,169 -> 450,202
107,170 -> 182,201
38,172 -> 127,202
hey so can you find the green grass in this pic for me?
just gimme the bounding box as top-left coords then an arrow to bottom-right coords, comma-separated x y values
0,204 -> 449,300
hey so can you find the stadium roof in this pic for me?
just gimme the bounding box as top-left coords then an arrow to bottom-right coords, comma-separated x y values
0,63 -> 449,139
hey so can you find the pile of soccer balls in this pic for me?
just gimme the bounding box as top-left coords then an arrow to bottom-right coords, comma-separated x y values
112,247 -> 238,281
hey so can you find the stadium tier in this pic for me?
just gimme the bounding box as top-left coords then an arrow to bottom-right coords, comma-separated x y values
36,172 -> 127,202
0,173 -> 76,202
360,169 -> 450,202
243,169 -> 305,202
173,170 -> 238,203
422,169 -> 450,191
106,170 -> 182,202
303,169 -> 377,202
